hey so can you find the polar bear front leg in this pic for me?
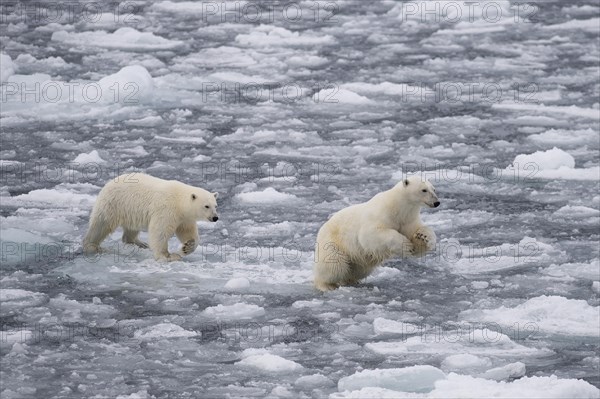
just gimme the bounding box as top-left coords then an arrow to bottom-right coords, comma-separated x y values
411,226 -> 437,257
176,222 -> 199,256
148,220 -> 181,261
358,227 -> 414,258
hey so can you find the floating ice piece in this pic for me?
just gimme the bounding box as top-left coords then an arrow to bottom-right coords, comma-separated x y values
441,354 -> 492,372
237,353 -> 303,372
332,387 -> 427,398
209,71 -> 269,84
505,147 -> 599,180
236,25 -> 335,47
8,188 -> 96,207
429,374 -> 599,399
294,373 -> 335,389
372,317 -> 422,336
527,128 -> 598,148
461,296 -> 600,337
334,374 -> 599,398
512,147 -> 575,170
97,65 -> 154,104
0,289 -> 48,315
478,362 -> 526,381
449,237 -> 564,275
541,259 -> 600,281
1,53 -> 15,83
224,277 -> 250,291
73,150 -> 105,164
341,82 -> 421,97
151,1 -> 215,15
543,18 -> 600,33
366,329 -> 549,357
234,188 -> 298,204
201,303 -> 265,319
52,27 -> 184,51
133,322 -> 198,340
338,366 -> 446,393
292,299 -> 324,309
125,116 -> 164,127
553,206 -> 600,219
493,103 -> 600,120
287,55 -> 328,68
312,88 -> 374,105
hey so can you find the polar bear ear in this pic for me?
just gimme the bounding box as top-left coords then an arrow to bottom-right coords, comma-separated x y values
403,179 -> 409,187
213,192 -> 219,199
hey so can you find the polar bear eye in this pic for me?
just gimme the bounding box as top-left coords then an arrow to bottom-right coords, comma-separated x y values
422,189 -> 427,192
205,205 -> 210,209
191,194 -> 197,200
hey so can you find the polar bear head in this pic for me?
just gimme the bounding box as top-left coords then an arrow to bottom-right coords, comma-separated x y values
402,176 -> 440,208
190,190 -> 219,222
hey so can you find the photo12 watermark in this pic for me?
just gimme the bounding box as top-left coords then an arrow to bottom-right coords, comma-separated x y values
0,2 -> 141,24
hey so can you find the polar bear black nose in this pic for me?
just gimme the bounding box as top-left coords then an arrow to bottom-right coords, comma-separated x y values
212,216 -> 219,222
433,201 -> 440,208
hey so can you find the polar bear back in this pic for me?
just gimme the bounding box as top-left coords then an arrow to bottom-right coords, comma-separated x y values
93,174 -> 192,231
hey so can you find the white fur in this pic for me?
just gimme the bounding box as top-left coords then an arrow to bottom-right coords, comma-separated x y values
313,175 -> 439,291
83,173 -> 218,261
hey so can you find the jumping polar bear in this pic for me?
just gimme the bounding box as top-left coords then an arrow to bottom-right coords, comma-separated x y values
313,176 -> 440,291
83,173 -> 219,261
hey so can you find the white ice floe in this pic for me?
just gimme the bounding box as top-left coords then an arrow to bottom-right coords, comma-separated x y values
553,206 -> 600,219
234,188 -> 298,204
448,237 -> 564,274
52,27 -> 184,51
313,88 -> 374,105
338,366 -> 446,393
0,289 -> 48,315
73,150 -> 105,164
365,328 -> 549,357
461,296 -> 600,337
543,18 -> 600,33
295,374 -> 335,389
1,53 -> 15,83
201,303 -> 265,319
237,352 -> 303,372
493,103 -> 600,120
333,369 -> 599,398
224,277 -> 251,291
133,322 -> 198,340
527,128 -> 598,148
478,362 -> 526,381
236,25 -> 335,47
97,65 -> 154,104
441,354 -> 492,373
372,317 -> 421,336
505,147 -> 599,181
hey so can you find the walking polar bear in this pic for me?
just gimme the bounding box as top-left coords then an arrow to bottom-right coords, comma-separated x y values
83,173 -> 219,261
314,176 -> 440,291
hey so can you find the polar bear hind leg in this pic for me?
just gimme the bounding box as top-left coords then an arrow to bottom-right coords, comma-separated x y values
314,241 -> 354,291
83,215 -> 117,253
122,229 -> 148,249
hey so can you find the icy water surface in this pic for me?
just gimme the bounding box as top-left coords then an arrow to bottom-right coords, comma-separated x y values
1,1 -> 599,398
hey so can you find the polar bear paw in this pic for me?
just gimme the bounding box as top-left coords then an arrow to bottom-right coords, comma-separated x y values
411,228 -> 436,257
157,253 -> 183,262
181,239 -> 196,255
